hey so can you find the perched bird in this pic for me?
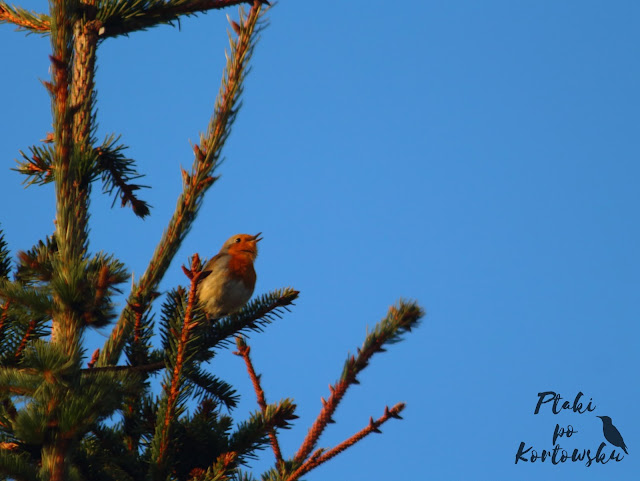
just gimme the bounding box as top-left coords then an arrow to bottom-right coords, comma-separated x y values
197,233 -> 262,320
597,415 -> 628,455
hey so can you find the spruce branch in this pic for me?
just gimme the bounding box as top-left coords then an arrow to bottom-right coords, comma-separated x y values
169,398 -> 235,481
188,400 -> 297,481
0,2 -> 50,34
70,14 -> 100,154
80,253 -> 130,328
0,302 -> 8,347
293,300 -> 423,463
0,228 -> 11,279
0,449 -> 38,481
81,360 -> 165,374
14,144 -> 55,186
0,226 -> 11,349
124,299 -> 156,372
0,281 -> 53,317
84,287 -> 296,376
99,2 -> 267,367
15,236 -> 57,284
234,337 -> 283,466
15,339 -> 76,377
192,451 -> 238,481
96,0 -> 268,39
94,135 -> 151,218
48,0 -> 91,372
233,470 -> 258,481
0,367 -> 42,397
49,0 -> 74,181
228,399 -> 297,467
151,254 -> 206,475
186,368 -> 239,410
204,288 -> 299,353
130,302 -> 147,347
287,404 -> 406,481
75,428 -> 141,481
14,136 -> 151,219
0,312 -> 49,367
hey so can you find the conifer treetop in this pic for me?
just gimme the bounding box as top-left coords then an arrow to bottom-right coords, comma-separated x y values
0,1 -> 425,480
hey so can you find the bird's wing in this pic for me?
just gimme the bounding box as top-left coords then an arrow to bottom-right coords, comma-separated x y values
202,253 -> 228,274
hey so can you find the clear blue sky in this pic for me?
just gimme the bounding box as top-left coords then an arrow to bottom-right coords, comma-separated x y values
2,1 -> 639,479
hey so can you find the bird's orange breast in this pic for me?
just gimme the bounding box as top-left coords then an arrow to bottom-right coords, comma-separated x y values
226,253 -> 257,288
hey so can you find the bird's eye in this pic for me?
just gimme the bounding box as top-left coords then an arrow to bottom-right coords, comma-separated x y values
235,237 -> 241,243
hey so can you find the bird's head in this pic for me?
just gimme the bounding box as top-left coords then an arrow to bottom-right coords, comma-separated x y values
597,415 -> 612,423
221,233 -> 262,260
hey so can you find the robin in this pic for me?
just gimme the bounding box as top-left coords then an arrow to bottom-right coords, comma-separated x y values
197,233 -> 262,320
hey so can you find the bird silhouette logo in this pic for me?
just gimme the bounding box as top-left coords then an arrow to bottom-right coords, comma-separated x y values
597,415 -> 628,455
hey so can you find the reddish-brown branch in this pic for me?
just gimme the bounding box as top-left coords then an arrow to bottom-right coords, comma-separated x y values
51,58 -> 70,172
293,377 -> 349,463
71,17 -> 100,149
288,404 -> 406,481
132,303 -> 144,345
234,337 -> 284,465
294,303 -> 420,463
0,301 -> 9,341
49,0 -> 80,352
157,254 -> 204,465
14,319 -> 37,362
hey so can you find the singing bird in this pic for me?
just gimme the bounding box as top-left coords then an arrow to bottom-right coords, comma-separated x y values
197,233 -> 262,320
597,415 -> 628,455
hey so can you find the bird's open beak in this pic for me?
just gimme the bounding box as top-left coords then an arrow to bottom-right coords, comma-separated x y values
253,232 -> 263,242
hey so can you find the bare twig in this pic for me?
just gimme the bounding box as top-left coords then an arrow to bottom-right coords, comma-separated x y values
288,403 -> 405,480
234,337 -> 284,466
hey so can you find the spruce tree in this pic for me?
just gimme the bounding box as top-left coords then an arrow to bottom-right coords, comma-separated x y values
0,1 -> 424,480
